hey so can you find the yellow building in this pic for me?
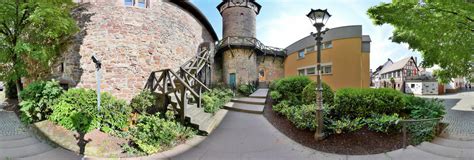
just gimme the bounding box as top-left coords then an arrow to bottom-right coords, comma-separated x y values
284,25 -> 371,90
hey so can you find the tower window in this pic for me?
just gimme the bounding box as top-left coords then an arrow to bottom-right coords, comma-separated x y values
298,50 -> 305,59
124,0 -> 149,8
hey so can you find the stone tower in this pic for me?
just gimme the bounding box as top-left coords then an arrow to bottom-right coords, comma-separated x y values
217,0 -> 262,87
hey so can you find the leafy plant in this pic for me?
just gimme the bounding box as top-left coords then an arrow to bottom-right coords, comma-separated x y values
286,104 -> 318,131
202,88 -> 233,114
302,81 -> 334,105
19,80 -> 63,124
270,91 -> 282,101
366,113 -> 401,133
238,83 -> 256,96
130,90 -> 156,114
404,95 -> 445,119
49,88 -> 131,133
128,113 -> 195,155
272,100 -> 289,113
327,117 -> 365,134
408,120 -> 439,145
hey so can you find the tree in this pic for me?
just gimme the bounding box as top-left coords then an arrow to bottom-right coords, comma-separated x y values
368,0 -> 474,83
0,0 -> 78,99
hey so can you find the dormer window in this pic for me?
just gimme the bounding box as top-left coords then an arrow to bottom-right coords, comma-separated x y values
124,0 -> 149,8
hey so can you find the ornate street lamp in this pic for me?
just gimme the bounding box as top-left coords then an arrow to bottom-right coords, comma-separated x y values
307,9 -> 331,140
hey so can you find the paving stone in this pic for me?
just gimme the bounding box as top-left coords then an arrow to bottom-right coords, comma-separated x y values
0,142 -> 54,158
0,136 -> 39,149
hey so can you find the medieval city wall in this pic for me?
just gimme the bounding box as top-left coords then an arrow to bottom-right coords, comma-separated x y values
51,1 -> 215,100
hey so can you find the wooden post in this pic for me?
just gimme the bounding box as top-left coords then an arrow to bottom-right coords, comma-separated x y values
180,86 -> 187,123
198,86 -> 202,108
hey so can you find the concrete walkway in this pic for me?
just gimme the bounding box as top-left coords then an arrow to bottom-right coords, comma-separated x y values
419,90 -> 474,111
171,89 -> 474,160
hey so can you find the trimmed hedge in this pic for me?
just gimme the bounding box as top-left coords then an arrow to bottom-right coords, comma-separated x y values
334,88 -> 405,118
302,81 -> 334,105
271,76 -> 312,104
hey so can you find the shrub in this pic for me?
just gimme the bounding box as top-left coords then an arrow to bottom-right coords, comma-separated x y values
100,93 -> 132,134
404,95 -> 445,119
272,100 -> 289,113
302,82 -> 334,105
129,112 -> 195,155
49,88 -> 131,133
366,113 -> 401,133
19,80 -> 63,124
238,83 -> 256,96
286,104 -> 317,131
270,91 -> 282,101
202,88 -> 233,114
130,90 -> 156,114
327,117 -> 365,134
408,120 -> 439,145
333,88 -> 405,119
272,76 -> 312,104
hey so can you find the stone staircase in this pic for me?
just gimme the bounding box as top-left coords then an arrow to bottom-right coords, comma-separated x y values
224,89 -> 267,114
0,111 -> 81,160
413,137 -> 474,159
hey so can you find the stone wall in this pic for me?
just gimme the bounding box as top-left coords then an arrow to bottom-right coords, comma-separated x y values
51,1 -> 215,100
257,56 -> 284,82
222,6 -> 257,38
222,49 -> 258,86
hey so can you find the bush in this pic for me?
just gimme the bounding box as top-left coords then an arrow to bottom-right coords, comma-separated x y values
404,95 -> 445,119
49,88 -> 131,133
238,83 -> 256,96
270,91 -> 282,101
130,90 -> 156,114
19,80 -> 63,124
327,117 -> 365,134
334,88 -> 405,119
272,76 -> 312,105
202,88 -> 233,114
302,82 -> 334,105
129,113 -> 195,155
366,114 -> 401,133
272,100 -> 289,113
286,104 -> 317,131
408,120 -> 439,145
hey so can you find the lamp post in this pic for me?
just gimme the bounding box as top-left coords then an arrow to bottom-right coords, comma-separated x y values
91,54 -> 102,113
307,9 -> 331,140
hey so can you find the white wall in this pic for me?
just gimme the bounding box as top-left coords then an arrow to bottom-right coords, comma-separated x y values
405,82 -> 422,95
422,82 -> 438,95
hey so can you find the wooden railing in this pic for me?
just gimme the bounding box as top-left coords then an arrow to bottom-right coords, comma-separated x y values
145,49 -> 211,122
216,36 -> 286,57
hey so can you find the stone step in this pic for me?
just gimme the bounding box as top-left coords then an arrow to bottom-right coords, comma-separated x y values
249,89 -> 268,99
386,145 -> 454,160
432,137 -> 474,149
0,142 -> 54,158
231,97 -> 266,105
0,134 -> 30,141
416,142 -> 474,159
224,102 -> 264,114
0,136 -> 40,149
198,109 -> 228,135
18,148 -> 82,160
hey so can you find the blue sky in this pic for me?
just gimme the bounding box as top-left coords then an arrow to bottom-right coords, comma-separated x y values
191,0 -> 422,70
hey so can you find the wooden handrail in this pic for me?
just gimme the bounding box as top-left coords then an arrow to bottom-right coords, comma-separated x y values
180,67 -> 210,91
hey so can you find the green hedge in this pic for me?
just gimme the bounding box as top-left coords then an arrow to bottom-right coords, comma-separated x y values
334,88 -> 405,118
238,83 -> 256,96
130,90 -> 156,114
302,81 -> 334,105
271,76 -> 312,104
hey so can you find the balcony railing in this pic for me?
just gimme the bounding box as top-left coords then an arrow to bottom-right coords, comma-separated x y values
216,36 -> 286,57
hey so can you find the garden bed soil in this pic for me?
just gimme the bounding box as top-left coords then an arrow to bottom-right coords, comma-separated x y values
263,97 -> 405,155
